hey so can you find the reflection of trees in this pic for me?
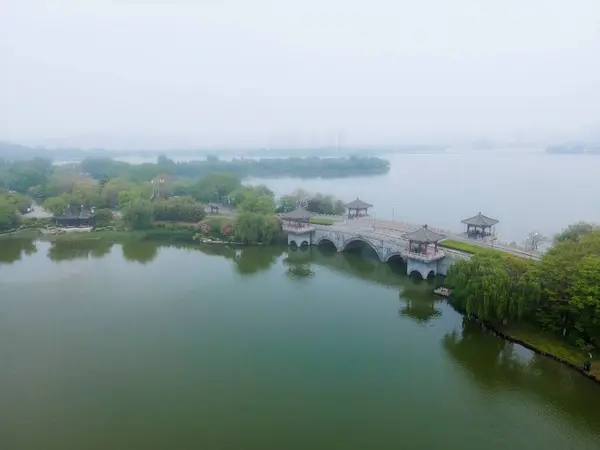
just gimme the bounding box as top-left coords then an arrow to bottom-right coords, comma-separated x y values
234,246 -> 283,275
121,241 -> 159,264
0,238 -> 37,264
48,240 -> 113,262
399,282 -> 442,324
443,317 -> 600,431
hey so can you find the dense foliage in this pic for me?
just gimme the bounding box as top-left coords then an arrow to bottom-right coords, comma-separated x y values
447,227 -> 600,350
79,155 -> 390,181
153,197 -> 206,223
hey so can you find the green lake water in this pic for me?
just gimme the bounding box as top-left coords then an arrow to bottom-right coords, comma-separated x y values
0,238 -> 599,450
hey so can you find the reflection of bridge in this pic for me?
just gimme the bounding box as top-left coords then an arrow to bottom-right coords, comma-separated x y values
283,215 -> 539,279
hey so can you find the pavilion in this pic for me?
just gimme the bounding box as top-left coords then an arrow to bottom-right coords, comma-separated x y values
402,225 -> 447,257
54,205 -> 95,228
461,212 -> 499,239
208,203 -> 220,214
345,198 -> 373,218
281,209 -> 314,232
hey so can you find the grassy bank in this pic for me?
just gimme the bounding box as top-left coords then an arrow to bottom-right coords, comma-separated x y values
309,217 -> 334,226
439,239 -> 502,255
496,324 -> 599,379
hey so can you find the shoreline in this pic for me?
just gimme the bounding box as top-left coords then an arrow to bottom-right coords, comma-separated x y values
466,314 -> 600,384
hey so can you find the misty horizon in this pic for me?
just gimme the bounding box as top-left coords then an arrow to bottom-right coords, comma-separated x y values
2,0 -> 600,150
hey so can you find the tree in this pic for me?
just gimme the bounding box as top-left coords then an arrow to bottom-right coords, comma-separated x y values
0,196 -> 20,231
446,252 -> 539,323
277,195 -> 297,213
233,212 -> 263,244
122,199 -> 154,230
42,196 -> 68,215
152,197 -> 206,222
569,255 -> 600,348
237,194 -> 276,215
93,209 -> 114,227
535,230 -> 600,341
191,173 -> 241,203
555,222 -> 596,244
102,178 -> 134,208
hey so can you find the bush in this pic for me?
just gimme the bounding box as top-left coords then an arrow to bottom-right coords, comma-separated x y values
220,220 -> 233,237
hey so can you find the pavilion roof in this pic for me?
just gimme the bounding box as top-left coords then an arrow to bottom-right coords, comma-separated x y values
281,209 -> 313,220
402,225 -> 446,243
55,205 -> 94,219
461,212 -> 499,227
344,198 -> 373,209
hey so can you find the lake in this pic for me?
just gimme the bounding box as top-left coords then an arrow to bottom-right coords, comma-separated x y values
1,239 -> 599,450
246,151 -> 600,243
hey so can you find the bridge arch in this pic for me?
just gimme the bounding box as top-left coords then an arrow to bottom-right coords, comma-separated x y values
384,252 -> 405,264
316,237 -> 339,251
408,269 -> 428,280
341,237 -> 382,261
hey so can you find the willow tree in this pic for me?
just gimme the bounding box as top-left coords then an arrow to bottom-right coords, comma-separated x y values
446,253 -> 539,323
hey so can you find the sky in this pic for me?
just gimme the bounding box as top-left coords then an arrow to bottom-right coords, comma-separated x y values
1,0 -> 600,149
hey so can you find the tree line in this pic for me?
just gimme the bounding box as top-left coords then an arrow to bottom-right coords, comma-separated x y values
446,222 -> 600,352
80,154 -> 389,181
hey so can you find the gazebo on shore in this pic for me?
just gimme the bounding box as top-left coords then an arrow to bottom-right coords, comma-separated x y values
208,203 -> 220,214
281,209 -> 314,231
345,198 -> 373,218
461,212 -> 499,239
54,205 -> 94,228
402,225 -> 446,257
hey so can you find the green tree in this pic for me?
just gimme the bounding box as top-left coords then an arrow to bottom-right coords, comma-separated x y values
102,178 -> 134,208
93,209 -> 114,227
555,222 -> 596,243
569,255 -> 600,347
190,173 -> 241,203
0,196 -> 20,231
152,197 -> 206,222
237,194 -> 276,215
42,196 -> 68,215
446,253 -> 539,323
122,199 -> 154,230
233,212 -> 263,244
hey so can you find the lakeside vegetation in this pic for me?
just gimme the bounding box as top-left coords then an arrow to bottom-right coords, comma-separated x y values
0,157 -> 351,245
446,223 -> 600,376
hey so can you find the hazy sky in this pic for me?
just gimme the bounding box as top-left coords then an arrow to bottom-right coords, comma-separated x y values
2,0 -> 600,149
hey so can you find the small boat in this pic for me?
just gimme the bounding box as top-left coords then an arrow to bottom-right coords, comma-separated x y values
433,287 -> 452,297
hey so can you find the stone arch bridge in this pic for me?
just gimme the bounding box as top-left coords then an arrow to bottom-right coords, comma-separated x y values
286,225 -> 467,279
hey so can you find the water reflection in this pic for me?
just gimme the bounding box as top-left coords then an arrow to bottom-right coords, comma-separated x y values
234,246 -> 284,275
47,240 -> 113,261
121,241 -> 159,264
284,247 -> 315,280
0,238 -> 37,264
443,317 -> 600,432
399,282 -> 442,324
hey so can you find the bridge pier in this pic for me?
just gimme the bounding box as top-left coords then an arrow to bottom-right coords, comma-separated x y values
287,229 -> 313,248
